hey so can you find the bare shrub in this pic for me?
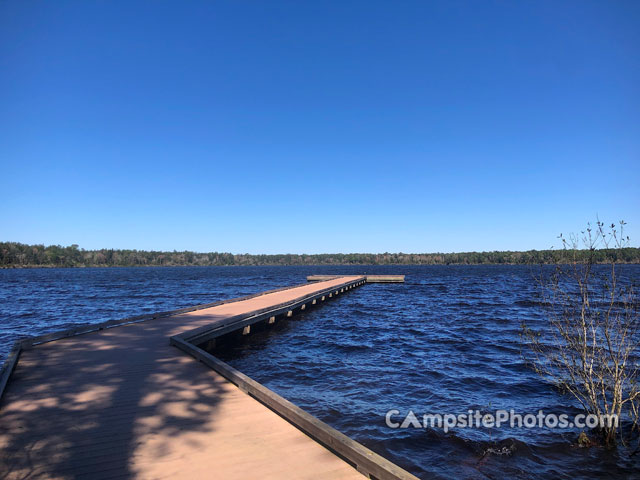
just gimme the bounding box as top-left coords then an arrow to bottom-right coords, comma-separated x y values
522,221 -> 639,447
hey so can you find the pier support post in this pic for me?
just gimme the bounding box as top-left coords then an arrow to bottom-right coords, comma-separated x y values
301,304 -> 306,310
242,325 -> 251,335
312,299 -> 317,305
268,316 -> 275,324
287,310 -> 293,317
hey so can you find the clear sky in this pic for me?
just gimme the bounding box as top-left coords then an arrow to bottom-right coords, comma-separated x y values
1,1 -> 638,254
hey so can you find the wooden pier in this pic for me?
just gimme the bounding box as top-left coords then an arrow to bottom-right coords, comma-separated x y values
307,275 -> 405,283
0,276 -> 416,480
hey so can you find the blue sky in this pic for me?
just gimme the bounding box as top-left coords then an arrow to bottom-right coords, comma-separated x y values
1,1 -> 638,254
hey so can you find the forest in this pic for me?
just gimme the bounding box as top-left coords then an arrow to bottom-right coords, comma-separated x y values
1,242 -> 639,267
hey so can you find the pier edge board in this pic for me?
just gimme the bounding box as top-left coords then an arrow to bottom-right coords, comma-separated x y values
171,334 -> 419,480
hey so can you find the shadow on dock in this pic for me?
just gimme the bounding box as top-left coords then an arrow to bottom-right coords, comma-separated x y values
1,319 -> 229,479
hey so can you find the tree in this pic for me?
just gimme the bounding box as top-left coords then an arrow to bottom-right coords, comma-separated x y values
522,221 -> 639,447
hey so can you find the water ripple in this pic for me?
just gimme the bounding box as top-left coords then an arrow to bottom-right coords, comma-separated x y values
1,265 -> 639,478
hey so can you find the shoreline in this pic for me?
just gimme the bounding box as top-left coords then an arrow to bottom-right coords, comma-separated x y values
2,261 -> 640,269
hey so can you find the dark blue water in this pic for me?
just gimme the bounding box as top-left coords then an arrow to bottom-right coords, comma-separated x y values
1,265 -> 639,479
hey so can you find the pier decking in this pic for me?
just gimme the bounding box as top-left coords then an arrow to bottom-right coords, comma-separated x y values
307,275 -> 405,283
0,276 -> 416,480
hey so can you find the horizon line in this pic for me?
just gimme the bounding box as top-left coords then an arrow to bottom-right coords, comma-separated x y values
3,240 -> 639,257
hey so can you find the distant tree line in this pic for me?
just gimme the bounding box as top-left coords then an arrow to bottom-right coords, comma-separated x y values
1,242 -> 639,268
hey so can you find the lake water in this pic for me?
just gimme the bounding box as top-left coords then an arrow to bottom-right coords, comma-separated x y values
1,265 -> 639,479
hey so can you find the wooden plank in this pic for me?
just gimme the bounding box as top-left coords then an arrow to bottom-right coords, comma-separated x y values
364,275 -> 405,283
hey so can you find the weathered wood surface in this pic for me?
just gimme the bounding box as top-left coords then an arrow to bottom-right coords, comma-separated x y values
0,276 -> 386,480
308,275 -> 405,283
